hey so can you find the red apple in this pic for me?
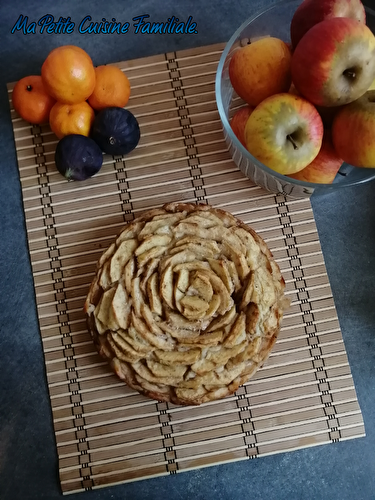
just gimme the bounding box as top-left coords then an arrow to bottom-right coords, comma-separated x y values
229,37 -> 292,107
291,17 -> 375,107
289,130 -> 343,183
244,93 -> 324,175
230,105 -> 254,147
332,90 -> 375,168
290,0 -> 366,48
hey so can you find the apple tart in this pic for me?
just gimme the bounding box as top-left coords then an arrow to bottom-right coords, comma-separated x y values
84,202 -> 289,405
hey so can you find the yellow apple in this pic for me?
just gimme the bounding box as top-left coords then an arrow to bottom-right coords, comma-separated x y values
244,93 -> 324,175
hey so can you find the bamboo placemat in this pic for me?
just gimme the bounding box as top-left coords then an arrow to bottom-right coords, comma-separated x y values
7,43 -> 365,495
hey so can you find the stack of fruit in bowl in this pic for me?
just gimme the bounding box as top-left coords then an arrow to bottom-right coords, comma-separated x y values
12,45 -> 140,181
217,0 -> 375,195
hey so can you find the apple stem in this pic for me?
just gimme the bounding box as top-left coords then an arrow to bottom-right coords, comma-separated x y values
287,134 -> 298,150
343,69 -> 356,80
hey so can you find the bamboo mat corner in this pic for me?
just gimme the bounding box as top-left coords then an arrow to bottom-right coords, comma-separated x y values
7,42 -> 365,495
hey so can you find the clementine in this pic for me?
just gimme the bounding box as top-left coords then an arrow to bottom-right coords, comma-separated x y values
41,45 -> 96,104
12,75 -> 56,124
88,65 -> 131,111
49,101 -> 95,139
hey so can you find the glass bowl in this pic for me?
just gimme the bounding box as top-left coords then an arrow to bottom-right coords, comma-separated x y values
215,0 -> 375,198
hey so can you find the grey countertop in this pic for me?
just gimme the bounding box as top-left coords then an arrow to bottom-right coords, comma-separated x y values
0,1 -> 374,499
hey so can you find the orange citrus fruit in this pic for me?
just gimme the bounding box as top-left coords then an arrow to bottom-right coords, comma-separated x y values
12,75 -> 56,124
49,101 -> 95,139
88,65 -> 131,111
41,45 -> 96,104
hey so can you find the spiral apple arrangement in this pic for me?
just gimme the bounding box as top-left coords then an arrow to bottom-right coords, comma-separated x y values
229,0 -> 375,183
84,202 -> 289,405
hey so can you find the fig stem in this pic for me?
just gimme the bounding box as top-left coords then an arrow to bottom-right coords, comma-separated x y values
287,134 -> 298,150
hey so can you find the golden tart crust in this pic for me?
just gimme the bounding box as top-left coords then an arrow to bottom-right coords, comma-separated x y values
84,202 -> 289,405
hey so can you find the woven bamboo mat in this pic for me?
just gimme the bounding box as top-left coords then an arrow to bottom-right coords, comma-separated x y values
7,42 -> 365,495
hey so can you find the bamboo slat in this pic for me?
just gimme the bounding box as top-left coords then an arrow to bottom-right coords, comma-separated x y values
7,43 -> 365,495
